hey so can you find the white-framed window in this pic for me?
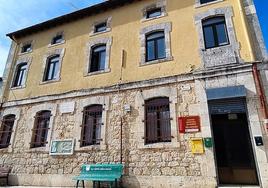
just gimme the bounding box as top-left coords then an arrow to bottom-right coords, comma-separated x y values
194,6 -> 240,68
90,17 -> 112,36
85,37 -> 112,76
10,56 -> 32,89
140,22 -> 172,66
141,0 -> 167,22
41,48 -> 65,84
49,31 -> 65,46
20,41 -> 33,55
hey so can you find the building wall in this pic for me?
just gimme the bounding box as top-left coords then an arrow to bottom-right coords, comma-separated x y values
1,65 -> 268,187
5,0 -> 256,101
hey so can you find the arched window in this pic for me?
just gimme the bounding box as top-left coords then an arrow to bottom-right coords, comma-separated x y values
146,31 -> 166,62
31,110 -> 51,148
144,97 -> 171,144
0,114 -> 16,149
44,55 -> 60,81
81,105 -> 103,147
13,63 -> 27,87
90,45 -> 106,73
202,16 -> 229,49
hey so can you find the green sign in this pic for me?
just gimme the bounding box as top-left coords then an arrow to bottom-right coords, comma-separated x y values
49,139 -> 74,156
203,137 -> 213,148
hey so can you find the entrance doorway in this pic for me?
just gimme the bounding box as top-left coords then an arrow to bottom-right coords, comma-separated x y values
209,99 -> 259,186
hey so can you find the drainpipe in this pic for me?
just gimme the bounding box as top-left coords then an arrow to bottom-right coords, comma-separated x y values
252,63 -> 268,132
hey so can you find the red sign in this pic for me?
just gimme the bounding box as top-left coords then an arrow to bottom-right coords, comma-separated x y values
178,116 -> 201,133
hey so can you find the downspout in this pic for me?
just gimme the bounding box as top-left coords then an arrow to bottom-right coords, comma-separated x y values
252,63 -> 268,132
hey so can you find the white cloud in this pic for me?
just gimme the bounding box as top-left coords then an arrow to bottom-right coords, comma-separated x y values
0,44 -> 9,76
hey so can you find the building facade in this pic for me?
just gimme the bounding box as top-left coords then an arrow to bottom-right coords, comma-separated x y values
1,0 -> 268,187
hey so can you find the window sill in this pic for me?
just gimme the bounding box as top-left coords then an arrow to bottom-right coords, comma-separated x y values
85,69 -> 111,77
141,13 -> 167,23
10,85 -> 26,90
201,43 -> 231,52
26,147 -> 49,153
140,56 -> 173,67
90,28 -> 111,37
18,50 -> 32,56
48,40 -> 65,48
40,78 -> 61,85
0,147 -> 12,153
138,141 -> 179,149
75,144 -> 107,152
195,0 -> 224,8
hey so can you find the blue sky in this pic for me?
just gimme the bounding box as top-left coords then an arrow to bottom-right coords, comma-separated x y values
0,0 -> 267,77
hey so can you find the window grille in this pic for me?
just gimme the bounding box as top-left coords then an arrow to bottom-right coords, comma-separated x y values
0,115 -> 16,149
144,97 -> 171,144
80,105 -> 103,147
30,111 -> 51,148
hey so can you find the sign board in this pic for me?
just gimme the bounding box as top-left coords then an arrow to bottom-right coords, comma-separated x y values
190,138 -> 204,154
178,116 -> 201,133
49,139 -> 74,156
59,102 -> 75,114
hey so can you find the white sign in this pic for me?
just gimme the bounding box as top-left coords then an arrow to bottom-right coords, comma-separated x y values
49,139 -> 75,156
59,102 -> 75,114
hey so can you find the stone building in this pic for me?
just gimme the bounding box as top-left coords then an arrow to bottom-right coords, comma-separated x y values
0,0 -> 268,187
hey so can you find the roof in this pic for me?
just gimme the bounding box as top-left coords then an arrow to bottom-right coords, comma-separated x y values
6,0 -> 136,40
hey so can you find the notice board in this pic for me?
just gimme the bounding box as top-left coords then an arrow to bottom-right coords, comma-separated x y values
49,139 -> 74,156
178,116 -> 201,133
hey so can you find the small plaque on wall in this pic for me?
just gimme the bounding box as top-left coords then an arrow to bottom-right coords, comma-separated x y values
59,102 -> 75,114
49,139 -> 74,156
178,116 -> 201,133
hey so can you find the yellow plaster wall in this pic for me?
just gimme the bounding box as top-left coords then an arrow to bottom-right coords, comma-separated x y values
7,0 -> 255,101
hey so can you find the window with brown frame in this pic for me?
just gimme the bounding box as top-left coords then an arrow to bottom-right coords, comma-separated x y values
0,115 -> 16,149
30,111 -> 51,148
144,97 -> 171,144
80,105 -> 103,147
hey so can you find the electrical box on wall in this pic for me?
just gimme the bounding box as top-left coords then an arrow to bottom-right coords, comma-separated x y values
254,136 -> 264,146
123,104 -> 131,112
203,137 -> 213,148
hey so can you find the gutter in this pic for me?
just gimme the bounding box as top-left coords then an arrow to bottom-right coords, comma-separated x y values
252,63 -> 268,132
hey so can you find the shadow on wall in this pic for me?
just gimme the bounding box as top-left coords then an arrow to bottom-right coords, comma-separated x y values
122,176 -> 141,188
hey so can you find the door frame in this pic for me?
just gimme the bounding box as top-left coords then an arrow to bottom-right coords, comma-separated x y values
207,97 -> 262,187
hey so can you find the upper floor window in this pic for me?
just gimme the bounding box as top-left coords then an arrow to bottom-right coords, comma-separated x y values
90,45 -> 106,73
202,16 -> 229,49
94,22 -> 107,33
30,111 -> 51,148
51,33 -> 64,45
0,115 -> 15,149
144,97 -> 171,144
21,43 -> 32,53
200,0 -> 217,4
146,8 -> 162,19
12,63 -> 27,87
146,31 -> 166,62
43,55 -> 60,81
80,105 -> 103,147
